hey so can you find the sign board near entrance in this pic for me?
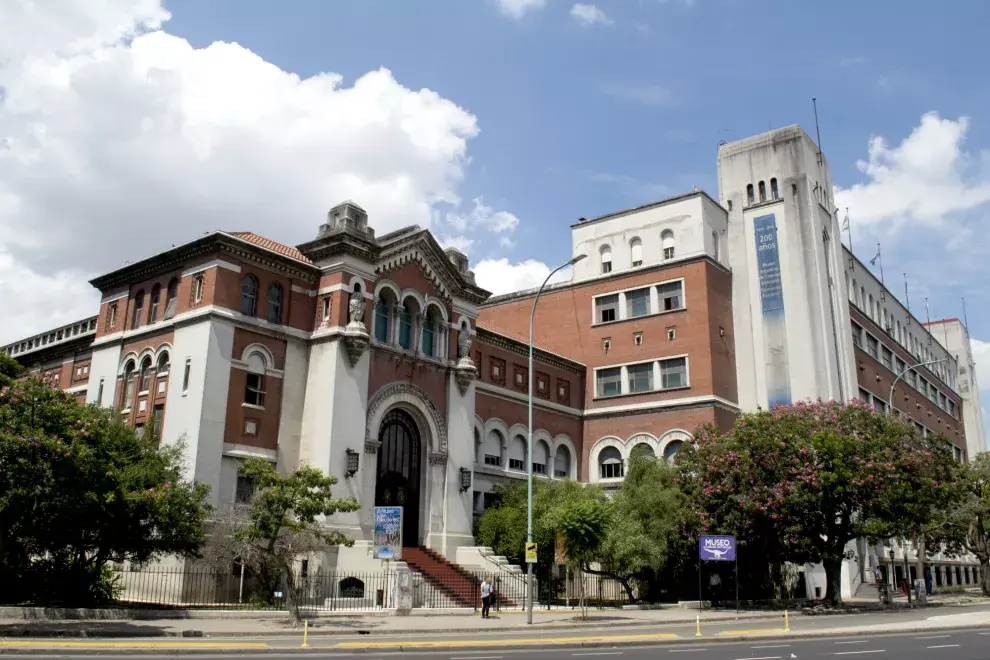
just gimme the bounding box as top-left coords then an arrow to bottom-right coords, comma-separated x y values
698,535 -> 736,561
525,542 -> 538,564
374,506 -> 403,560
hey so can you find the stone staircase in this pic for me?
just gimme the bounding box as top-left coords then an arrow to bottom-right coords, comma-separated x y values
404,547 -> 518,609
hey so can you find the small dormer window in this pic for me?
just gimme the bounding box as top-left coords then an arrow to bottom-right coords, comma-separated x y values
600,245 -> 612,274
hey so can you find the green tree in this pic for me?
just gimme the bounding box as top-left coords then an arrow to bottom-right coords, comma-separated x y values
232,458 -> 360,624
0,377 -> 210,605
593,454 -> 693,601
0,353 -> 23,388
946,452 -> 990,596
682,400 -> 951,606
557,497 -> 610,618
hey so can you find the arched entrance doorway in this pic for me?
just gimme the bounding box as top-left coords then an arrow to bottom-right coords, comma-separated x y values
375,409 -> 422,547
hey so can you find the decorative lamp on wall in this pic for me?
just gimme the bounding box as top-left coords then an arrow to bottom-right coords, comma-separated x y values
459,467 -> 472,492
345,448 -> 359,477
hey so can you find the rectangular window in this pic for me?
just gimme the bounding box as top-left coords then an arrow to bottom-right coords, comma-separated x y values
907,370 -> 917,388
625,288 -> 651,318
939,393 -> 947,410
873,398 -> 887,414
881,346 -> 893,370
949,400 -> 957,418
484,454 -> 501,467
659,281 -> 683,311
895,357 -> 906,375
866,335 -> 879,359
851,322 -> 863,348
660,357 -> 687,389
182,359 -> 191,393
918,376 -> 928,394
508,458 -> 524,471
97,378 -> 104,404
663,246 -> 675,260
858,388 -> 872,404
532,462 -> 547,475
928,385 -> 937,403
601,261 -> 612,274
596,294 -> 618,323
152,404 -> 164,440
596,367 -> 622,397
235,475 -> 255,504
245,373 -> 265,407
627,363 -> 653,393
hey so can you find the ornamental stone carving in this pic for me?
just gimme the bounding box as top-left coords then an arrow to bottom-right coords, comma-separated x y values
457,327 -> 472,359
348,290 -> 366,325
366,382 -> 448,456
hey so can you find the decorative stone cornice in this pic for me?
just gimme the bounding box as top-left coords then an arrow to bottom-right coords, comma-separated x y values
296,227 -> 381,267
475,327 -> 586,375
89,232 -> 319,291
429,451 -> 449,466
364,438 -> 382,455
454,357 -> 477,396
377,229 -> 489,305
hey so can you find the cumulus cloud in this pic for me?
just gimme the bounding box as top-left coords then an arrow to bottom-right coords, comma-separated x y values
494,0 -> 547,20
0,0 -> 539,345
971,338 -> 990,392
473,258 -> 572,296
835,112 -> 990,226
569,3 -> 612,25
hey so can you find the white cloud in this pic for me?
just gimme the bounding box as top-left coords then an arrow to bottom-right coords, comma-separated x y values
569,3 -> 612,25
834,113 -> 990,227
445,197 -> 520,235
0,0 -> 527,345
494,0 -> 547,20
438,235 -> 475,255
971,338 -> 990,392
473,258 -> 571,296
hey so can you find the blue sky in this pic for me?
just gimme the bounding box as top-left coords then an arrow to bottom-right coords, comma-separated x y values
1,0 -> 989,431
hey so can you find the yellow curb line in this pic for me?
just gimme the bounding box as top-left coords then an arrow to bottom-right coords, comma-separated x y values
717,629 -> 787,636
0,641 -> 269,650
334,633 -> 680,649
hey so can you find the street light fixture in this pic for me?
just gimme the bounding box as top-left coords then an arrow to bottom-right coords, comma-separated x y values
886,358 -> 948,415
526,252 -> 586,625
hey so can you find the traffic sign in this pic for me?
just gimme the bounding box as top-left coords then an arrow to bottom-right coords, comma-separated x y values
525,542 -> 538,563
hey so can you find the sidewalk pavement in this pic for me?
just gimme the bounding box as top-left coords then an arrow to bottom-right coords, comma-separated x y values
0,592 -> 986,639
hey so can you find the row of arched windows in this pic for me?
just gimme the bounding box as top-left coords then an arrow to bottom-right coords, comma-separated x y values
131,280 -> 179,329
476,428 -> 573,479
241,275 -> 284,324
597,440 -> 682,480
373,286 -> 447,358
746,178 -> 780,205
600,230 -> 676,275
120,352 -> 170,411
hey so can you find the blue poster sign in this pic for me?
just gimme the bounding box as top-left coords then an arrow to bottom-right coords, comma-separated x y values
374,506 -> 403,560
754,214 -> 792,408
699,535 -> 736,562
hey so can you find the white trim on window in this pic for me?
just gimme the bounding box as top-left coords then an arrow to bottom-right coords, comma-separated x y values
590,276 -> 686,327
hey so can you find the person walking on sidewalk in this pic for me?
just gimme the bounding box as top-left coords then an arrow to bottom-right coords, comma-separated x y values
480,577 -> 493,618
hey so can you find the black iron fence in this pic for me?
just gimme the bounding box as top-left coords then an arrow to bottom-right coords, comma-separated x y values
111,568 -> 475,611
474,567 -> 634,610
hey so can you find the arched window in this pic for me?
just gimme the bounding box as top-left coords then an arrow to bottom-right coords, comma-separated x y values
244,351 -> 266,407
630,443 -> 655,460
131,290 -> 145,329
859,287 -> 865,310
422,306 -> 441,358
533,440 -> 550,475
122,359 -> 136,409
508,434 -> 526,471
746,184 -> 755,205
483,429 -> 503,467
554,445 -> 571,478
266,283 -> 283,324
241,276 -> 259,316
157,352 -> 170,374
338,577 -> 365,599
758,180 -> 767,202
664,440 -> 683,462
149,285 -> 161,324
661,230 -> 675,260
374,289 -> 395,343
599,446 -> 624,480
896,320 -> 902,344
164,279 -> 178,319
770,178 -> 779,200
192,275 -> 205,304
398,300 -> 415,350
600,245 -> 612,274
139,356 -> 153,393
630,238 -> 643,267
868,294 -> 874,319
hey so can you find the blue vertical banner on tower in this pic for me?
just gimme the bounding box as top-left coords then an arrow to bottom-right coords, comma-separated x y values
754,214 -> 792,408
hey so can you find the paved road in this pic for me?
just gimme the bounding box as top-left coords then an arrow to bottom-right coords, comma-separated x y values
1,628 -> 989,658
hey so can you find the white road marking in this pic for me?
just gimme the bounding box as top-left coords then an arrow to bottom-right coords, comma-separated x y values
734,656 -> 780,660
752,645 -> 791,649
668,649 -> 708,653
927,645 -> 959,649
451,656 -> 504,660
916,635 -> 950,639
833,651 -> 885,656
834,640 -> 869,645
571,653 -> 623,657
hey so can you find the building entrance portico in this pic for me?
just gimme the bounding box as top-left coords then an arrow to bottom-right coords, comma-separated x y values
375,408 -> 423,548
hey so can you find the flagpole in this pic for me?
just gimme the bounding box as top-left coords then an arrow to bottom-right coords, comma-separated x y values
903,273 -> 911,331
843,208 -> 854,271
875,243 -> 886,302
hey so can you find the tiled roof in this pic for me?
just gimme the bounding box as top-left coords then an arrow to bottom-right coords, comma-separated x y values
227,232 -> 313,264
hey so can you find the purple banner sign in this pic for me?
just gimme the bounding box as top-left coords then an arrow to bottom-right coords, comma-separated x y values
699,535 -> 736,561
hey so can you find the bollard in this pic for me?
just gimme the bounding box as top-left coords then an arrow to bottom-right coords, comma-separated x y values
696,615 -> 702,637
784,610 -> 790,632
302,619 -> 310,648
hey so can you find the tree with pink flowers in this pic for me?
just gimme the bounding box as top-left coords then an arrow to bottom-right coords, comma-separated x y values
680,399 -> 959,606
